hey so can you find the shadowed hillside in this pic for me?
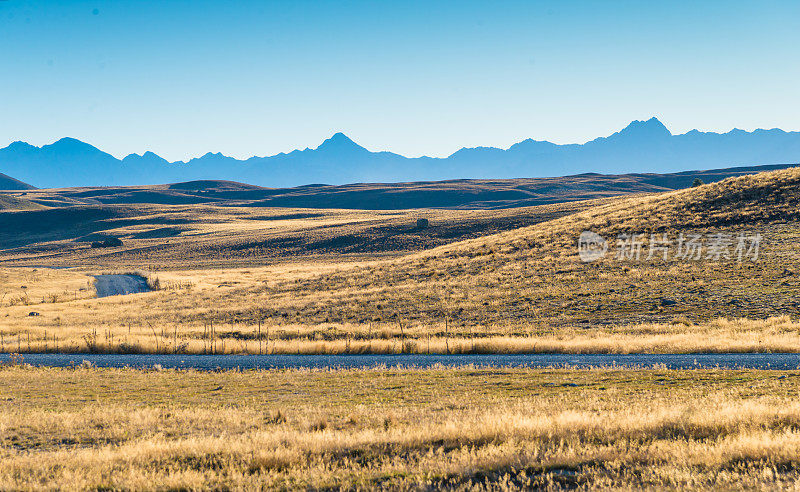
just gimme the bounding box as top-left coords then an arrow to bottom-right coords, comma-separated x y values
3,167 -> 800,356
0,199 -> 613,267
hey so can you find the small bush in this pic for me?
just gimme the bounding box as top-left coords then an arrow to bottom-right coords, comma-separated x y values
309,417 -> 328,432
266,409 -> 287,424
147,275 -> 161,291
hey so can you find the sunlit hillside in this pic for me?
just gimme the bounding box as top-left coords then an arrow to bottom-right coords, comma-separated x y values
261,167 -> 800,330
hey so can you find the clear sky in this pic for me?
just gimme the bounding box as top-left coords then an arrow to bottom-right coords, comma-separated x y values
1,0 -> 798,161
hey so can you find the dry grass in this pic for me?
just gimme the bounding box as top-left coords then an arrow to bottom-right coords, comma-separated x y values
264,167 -> 800,330
3,313 -> 800,355
0,267 -> 95,308
1,365 -> 800,490
1,167 -> 800,353
0,192 -> 44,211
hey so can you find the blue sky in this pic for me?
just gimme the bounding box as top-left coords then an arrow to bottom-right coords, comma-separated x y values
1,0 -> 798,161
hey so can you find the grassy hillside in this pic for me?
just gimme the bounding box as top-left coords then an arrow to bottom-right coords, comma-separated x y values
262,166 -> 800,329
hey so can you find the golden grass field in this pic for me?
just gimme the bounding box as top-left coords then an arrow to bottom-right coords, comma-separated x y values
2,364 -> 800,490
1,167 -> 800,489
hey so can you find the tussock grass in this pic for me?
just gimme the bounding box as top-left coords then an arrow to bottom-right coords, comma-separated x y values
2,315 -> 800,355
0,192 -> 44,211
1,366 -> 800,489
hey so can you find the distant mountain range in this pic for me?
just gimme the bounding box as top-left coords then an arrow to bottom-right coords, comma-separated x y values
1,117 -> 799,189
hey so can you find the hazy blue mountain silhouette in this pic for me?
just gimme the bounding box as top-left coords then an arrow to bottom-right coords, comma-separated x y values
0,171 -> 35,190
1,118 -> 799,188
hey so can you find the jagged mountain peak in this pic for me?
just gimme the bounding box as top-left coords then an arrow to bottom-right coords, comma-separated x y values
5,141 -> 36,151
43,137 -> 107,155
49,137 -> 94,147
122,151 -> 170,165
316,132 -> 365,152
613,117 -> 672,139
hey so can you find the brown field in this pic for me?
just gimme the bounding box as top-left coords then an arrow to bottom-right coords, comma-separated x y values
0,192 -> 43,212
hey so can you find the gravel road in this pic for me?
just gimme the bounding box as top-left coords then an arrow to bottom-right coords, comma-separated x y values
93,274 -> 150,297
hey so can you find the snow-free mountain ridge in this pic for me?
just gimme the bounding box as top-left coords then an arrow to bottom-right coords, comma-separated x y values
1,118 -> 799,188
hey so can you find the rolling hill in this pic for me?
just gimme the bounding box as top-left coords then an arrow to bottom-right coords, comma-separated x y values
2,165 -> 800,357
0,198 -> 615,267
6,163 -> 798,210
1,162 -> 798,269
